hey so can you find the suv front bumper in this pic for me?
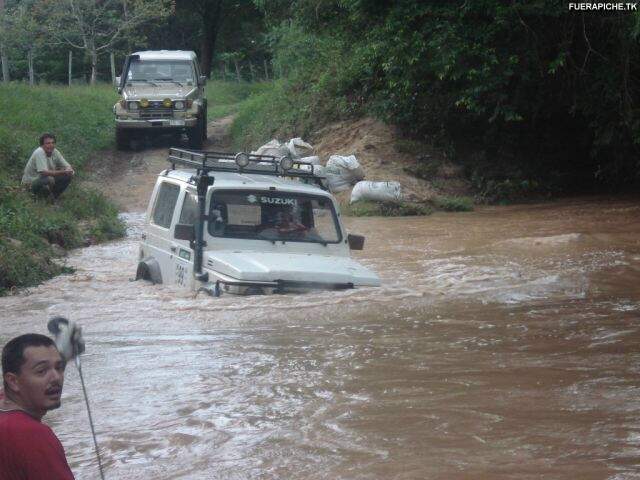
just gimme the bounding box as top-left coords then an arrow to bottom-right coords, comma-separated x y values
115,117 -> 199,129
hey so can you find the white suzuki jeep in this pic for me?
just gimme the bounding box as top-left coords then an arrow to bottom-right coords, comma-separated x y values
113,50 -> 207,150
135,148 -> 381,295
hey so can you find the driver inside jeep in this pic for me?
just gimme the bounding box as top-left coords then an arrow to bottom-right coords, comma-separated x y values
259,211 -> 309,239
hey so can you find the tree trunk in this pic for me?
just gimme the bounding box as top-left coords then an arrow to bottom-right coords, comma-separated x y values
110,52 -> 116,85
222,61 -> 227,80
234,59 -> 241,83
199,0 -> 224,78
248,61 -> 255,82
28,50 -> 34,86
68,51 -> 72,87
90,48 -> 98,85
0,45 -> 10,83
0,0 -> 6,83
263,59 -> 269,81
0,44 -> 8,83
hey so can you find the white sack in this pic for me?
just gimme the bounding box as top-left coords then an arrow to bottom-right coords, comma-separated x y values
287,137 -> 314,158
325,155 -> 365,193
253,139 -> 289,158
350,181 -> 402,204
298,155 -> 321,165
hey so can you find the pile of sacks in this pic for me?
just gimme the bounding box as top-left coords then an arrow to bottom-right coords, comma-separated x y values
253,138 -> 402,204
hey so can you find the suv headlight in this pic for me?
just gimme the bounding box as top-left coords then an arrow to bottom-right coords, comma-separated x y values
128,101 -> 139,111
174,100 -> 185,110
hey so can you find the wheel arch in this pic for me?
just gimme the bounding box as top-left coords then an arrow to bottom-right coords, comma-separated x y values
135,257 -> 163,284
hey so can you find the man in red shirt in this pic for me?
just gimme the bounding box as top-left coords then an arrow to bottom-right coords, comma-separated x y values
0,333 -> 75,479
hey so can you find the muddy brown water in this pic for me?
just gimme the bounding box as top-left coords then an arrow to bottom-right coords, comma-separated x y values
2,196 -> 640,479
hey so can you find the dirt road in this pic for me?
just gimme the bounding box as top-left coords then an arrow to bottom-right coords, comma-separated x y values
84,115 -> 235,212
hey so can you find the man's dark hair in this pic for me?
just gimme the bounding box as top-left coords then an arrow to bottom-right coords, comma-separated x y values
2,334 -> 55,388
39,133 -> 56,146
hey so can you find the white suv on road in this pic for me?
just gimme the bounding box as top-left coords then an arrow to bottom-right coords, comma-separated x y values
135,148 -> 381,295
114,50 -> 207,150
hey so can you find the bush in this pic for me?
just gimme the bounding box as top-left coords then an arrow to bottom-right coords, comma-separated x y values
433,196 -> 474,212
341,200 -> 431,217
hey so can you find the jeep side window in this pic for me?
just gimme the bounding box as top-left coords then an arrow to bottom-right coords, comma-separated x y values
178,192 -> 199,227
152,182 -> 180,228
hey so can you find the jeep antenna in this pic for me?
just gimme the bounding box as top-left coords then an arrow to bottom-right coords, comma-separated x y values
47,317 -> 106,480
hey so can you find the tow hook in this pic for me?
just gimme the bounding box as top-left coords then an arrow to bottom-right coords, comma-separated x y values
195,281 -> 221,298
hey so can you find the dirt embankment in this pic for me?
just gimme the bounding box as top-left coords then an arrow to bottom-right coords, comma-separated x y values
312,117 -> 471,203
86,115 -> 469,211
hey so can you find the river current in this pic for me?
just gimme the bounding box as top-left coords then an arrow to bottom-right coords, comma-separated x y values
1,196 -> 640,479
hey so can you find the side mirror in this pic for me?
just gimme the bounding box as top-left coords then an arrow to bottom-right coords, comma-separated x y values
347,233 -> 365,250
114,76 -> 121,87
199,75 -> 207,86
174,223 -> 195,241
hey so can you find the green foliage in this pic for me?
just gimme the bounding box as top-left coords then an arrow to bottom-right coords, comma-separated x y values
0,238 -> 72,295
205,80 -> 269,119
342,200 -> 431,217
247,0 -> 640,194
0,83 -> 125,294
433,196 -> 474,212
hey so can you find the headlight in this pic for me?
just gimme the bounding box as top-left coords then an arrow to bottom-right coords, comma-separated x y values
174,100 -> 185,110
235,152 -> 250,168
162,98 -> 172,108
139,98 -> 150,108
128,101 -> 139,111
280,155 -> 294,171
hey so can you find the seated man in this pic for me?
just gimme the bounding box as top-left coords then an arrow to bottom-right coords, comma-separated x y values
22,133 -> 74,199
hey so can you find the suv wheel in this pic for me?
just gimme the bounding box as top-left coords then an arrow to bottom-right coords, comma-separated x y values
116,129 -> 130,150
188,115 -> 204,149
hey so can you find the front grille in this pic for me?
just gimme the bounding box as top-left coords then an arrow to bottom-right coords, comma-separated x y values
140,108 -> 174,119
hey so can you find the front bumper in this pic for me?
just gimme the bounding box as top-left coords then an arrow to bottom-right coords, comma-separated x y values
200,269 -> 356,296
115,117 -> 198,129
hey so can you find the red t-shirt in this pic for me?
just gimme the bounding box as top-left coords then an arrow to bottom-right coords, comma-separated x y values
0,410 -> 74,480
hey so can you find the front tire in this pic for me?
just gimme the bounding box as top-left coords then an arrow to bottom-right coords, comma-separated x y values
187,115 -> 204,149
116,128 -> 130,151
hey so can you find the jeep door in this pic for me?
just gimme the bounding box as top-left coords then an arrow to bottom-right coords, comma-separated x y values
145,180 -> 182,285
171,188 -> 197,290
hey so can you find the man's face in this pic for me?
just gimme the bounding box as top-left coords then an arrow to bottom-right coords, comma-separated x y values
42,137 -> 56,156
6,345 -> 66,416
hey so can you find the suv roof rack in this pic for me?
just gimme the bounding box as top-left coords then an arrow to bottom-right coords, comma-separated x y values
167,148 -> 326,187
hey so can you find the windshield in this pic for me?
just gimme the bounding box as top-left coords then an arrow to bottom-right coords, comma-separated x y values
208,190 -> 342,244
126,59 -> 195,84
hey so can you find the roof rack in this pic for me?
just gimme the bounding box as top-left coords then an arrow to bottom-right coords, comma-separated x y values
167,148 -> 325,185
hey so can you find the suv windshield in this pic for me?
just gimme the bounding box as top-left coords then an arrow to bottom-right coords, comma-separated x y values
208,190 -> 341,244
127,59 -> 194,84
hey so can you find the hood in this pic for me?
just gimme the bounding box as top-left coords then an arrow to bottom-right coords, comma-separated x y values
123,84 -> 196,99
205,251 -> 380,287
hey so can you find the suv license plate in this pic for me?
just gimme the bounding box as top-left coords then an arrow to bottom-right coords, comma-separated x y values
170,120 -> 185,126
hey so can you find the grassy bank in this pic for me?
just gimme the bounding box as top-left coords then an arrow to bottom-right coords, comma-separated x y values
0,83 -> 124,295
206,80 -> 271,120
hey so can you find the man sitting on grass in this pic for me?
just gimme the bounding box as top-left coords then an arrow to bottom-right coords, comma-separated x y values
22,133 -> 75,200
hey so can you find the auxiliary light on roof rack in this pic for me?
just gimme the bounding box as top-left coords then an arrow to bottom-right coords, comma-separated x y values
167,148 -> 325,186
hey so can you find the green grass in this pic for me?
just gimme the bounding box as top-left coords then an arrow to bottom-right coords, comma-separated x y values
206,80 -> 271,120
341,200 -> 432,217
228,78 -> 348,152
433,195 -> 474,212
0,82 -> 124,294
